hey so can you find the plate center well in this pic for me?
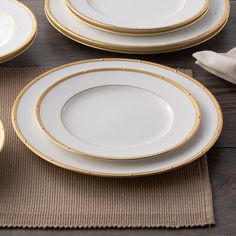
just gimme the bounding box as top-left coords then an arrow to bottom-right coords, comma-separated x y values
87,0 -> 187,23
61,85 -> 174,148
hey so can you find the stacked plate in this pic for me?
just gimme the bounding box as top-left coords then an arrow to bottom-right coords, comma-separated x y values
0,0 -> 37,63
12,58 -> 223,177
45,0 -> 230,54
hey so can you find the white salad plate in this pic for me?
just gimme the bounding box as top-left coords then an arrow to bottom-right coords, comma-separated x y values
66,0 -> 209,35
12,59 -> 223,177
0,0 -> 37,63
45,0 -> 229,54
35,68 -> 200,160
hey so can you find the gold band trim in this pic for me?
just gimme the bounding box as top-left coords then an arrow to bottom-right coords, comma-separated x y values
35,67 -> 201,160
66,0 -> 209,35
0,0 -> 37,63
44,0 -> 230,54
12,58 -> 223,177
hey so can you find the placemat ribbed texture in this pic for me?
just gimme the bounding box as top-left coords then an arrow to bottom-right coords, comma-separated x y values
0,67 -> 214,229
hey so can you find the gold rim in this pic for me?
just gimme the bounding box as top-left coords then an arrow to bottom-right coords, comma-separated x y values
45,0 -> 230,54
35,67 -> 201,161
0,30 -> 37,64
46,12 -> 228,54
46,9 -> 229,54
66,0 -> 209,35
12,58 -> 223,177
66,7 -> 209,36
0,121 -> 5,153
0,0 -> 37,63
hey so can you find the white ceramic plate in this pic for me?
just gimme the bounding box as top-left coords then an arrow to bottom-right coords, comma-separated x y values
36,68 -> 200,160
66,0 -> 209,34
45,0 -> 229,54
0,0 -> 37,63
12,59 -> 222,177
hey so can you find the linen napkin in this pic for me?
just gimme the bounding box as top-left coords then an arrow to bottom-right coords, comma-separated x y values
193,47 -> 236,84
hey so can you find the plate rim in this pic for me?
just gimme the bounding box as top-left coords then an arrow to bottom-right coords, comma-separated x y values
44,0 -> 230,54
0,30 -> 37,64
65,0 -> 209,35
12,58 -> 223,177
35,67 -> 201,160
0,0 -> 37,63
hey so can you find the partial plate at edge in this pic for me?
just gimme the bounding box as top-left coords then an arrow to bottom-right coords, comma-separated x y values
35,67 -> 200,160
0,121 -> 5,153
0,0 -> 37,63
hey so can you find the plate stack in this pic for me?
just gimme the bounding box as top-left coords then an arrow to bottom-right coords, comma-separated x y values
0,0 -> 37,63
45,0 -> 230,54
12,58 -> 223,177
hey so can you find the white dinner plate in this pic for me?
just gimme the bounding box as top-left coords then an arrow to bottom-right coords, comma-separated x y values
45,0 -> 229,54
35,68 -> 200,160
66,0 -> 209,34
0,0 -> 37,63
12,59 -> 223,177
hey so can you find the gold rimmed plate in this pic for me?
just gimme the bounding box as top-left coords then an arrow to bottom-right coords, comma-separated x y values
66,0 -> 209,35
12,59 -> 222,177
35,67 -> 200,160
45,0 -> 229,54
0,0 -> 37,63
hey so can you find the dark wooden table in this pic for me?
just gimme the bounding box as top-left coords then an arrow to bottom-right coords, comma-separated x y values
1,0 -> 236,235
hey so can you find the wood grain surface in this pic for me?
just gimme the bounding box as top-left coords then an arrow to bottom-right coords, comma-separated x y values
0,0 -> 236,235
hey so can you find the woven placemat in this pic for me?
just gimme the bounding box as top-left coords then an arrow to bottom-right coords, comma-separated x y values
0,67 -> 214,229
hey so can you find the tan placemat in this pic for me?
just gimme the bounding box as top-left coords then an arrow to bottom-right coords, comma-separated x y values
0,67 -> 214,229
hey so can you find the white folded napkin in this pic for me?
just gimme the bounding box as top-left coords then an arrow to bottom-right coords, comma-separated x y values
193,47 -> 236,84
